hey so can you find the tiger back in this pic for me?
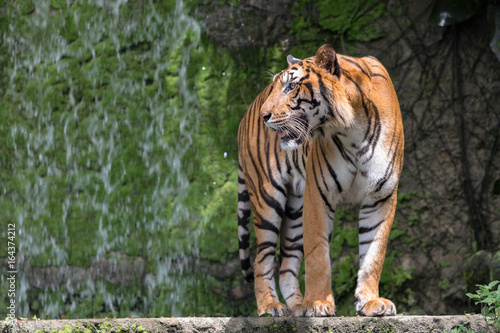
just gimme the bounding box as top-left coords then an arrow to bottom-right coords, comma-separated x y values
238,44 -> 403,317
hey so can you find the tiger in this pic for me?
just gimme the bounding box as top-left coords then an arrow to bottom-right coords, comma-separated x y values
237,44 -> 404,317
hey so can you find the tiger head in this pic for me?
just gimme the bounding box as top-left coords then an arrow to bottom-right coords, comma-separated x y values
260,44 -> 354,151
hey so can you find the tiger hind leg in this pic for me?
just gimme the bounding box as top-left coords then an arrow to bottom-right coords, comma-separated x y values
253,212 -> 290,317
251,183 -> 291,317
279,194 -> 304,316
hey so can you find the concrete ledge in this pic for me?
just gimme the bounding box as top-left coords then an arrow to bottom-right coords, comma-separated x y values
2,315 -> 491,333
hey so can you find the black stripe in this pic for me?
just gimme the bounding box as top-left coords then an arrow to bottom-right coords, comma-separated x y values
367,55 -> 381,63
254,217 -> 279,235
375,137 -> 401,192
312,148 -> 336,214
280,251 -> 301,259
238,176 -> 246,184
344,70 -> 371,142
332,134 -> 356,166
258,241 -> 277,253
319,144 -> 343,193
286,152 -> 293,174
239,233 -> 250,249
286,292 -> 301,300
361,190 -> 395,210
299,73 -> 310,82
360,208 -> 379,215
265,135 -> 287,197
280,269 -> 298,277
359,220 -> 384,234
359,239 -> 373,245
238,190 -> 249,202
315,145 -> 330,192
238,209 -> 250,229
246,114 -> 265,212
341,57 -> 370,79
301,148 -> 307,170
244,270 -> 254,282
255,267 -> 274,279
241,258 -> 251,271
283,244 -> 304,254
357,97 -> 381,159
286,234 -> 303,243
371,73 -> 387,80
342,71 -> 381,156
274,134 -> 282,174
285,206 -> 303,220
258,251 -> 276,263
314,69 -> 345,123
261,189 -> 285,218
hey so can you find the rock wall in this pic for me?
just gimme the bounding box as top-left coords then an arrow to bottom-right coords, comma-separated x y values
195,0 -> 500,316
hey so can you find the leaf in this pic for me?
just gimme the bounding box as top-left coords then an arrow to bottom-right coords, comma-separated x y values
466,293 -> 480,300
481,297 -> 494,304
487,281 -> 500,289
482,306 -> 490,317
429,0 -> 487,26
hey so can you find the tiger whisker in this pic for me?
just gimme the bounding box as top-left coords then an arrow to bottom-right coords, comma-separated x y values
265,69 -> 279,83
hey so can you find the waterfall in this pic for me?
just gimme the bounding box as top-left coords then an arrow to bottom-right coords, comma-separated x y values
1,0 -> 202,318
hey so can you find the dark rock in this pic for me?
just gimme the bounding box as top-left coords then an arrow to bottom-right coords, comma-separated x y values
464,250 -> 492,291
18,252 -> 146,290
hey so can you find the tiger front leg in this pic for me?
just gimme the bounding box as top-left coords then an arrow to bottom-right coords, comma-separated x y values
355,190 -> 398,317
253,216 -> 290,317
298,175 -> 336,317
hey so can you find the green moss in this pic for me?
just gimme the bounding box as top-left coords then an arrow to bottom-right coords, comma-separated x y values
18,0 -> 35,15
290,0 -> 386,52
31,322 -> 150,333
50,0 -> 66,10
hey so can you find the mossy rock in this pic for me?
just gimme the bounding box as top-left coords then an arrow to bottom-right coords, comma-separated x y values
464,250 -> 492,291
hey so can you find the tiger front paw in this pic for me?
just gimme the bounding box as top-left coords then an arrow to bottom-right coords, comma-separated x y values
298,299 -> 335,317
356,297 -> 396,317
258,302 -> 290,317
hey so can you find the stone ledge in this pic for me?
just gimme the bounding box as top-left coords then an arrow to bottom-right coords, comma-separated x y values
2,315 -> 491,333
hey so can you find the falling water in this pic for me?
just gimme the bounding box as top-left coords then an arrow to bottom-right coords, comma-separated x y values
1,0 -> 203,318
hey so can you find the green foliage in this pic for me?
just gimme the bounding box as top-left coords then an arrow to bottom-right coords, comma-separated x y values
290,0 -> 386,51
466,281 -> 500,330
446,325 -> 477,333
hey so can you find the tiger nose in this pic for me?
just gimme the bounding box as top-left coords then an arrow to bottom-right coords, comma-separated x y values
261,112 -> 272,123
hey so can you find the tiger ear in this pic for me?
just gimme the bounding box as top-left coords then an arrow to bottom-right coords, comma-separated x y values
287,54 -> 301,66
314,44 -> 341,78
